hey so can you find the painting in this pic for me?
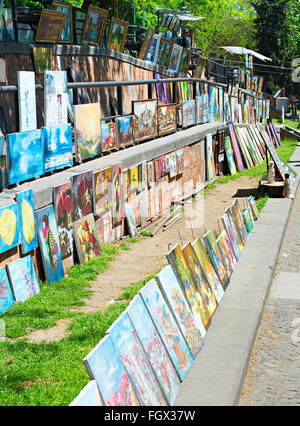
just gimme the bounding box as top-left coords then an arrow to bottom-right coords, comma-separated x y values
0,8 -> 15,42
32,47 -> 54,74
195,96 -> 203,124
180,81 -> 190,101
7,129 -> 44,185
231,199 -> 247,245
133,99 -> 158,143
216,230 -> 236,276
248,195 -> 259,220
224,207 -> 243,251
83,335 -> 140,406
221,212 -> 241,260
42,123 -> 73,172
16,189 -> 38,255
194,55 -> 206,79
168,44 -> 183,73
115,115 -> 135,148
182,100 -> 196,128
7,255 -> 39,303
145,34 -> 161,64
35,10 -> 65,43
169,152 -> 177,178
36,205 -> 64,283
157,104 -> 177,136
0,266 -> 14,316
228,122 -> 244,172
182,242 -> 218,319
17,71 -> 37,132
154,158 -> 161,182
93,168 -> 112,217
73,213 -> 101,264
75,103 -> 101,161
0,134 -> 8,190
203,230 -> 229,289
0,203 -> 21,255
81,6 -> 107,46
112,162 -> 125,225
178,49 -> 191,75
224,136 -> 237,175
206,133 -> 215,182
140,277 -> 194,379
147,160 -> 155,187
156,38 -> 173,68
192,238 -> 224,303
106,17 -> 128,53
44,71 -> 68,128
125,203 -> 137,237
176,150 -> 184,174
109,312 -> 166,406
53,182 -> 73,259
101,122 -> 116,153
243,208 -> 253,233
155,267 -> 203,362
154,73 -> 172,105
130,166 -> 139,192
167,245 -> 209,335
70,381 -> 102,406
53,1 -> 74,43
71,171 -> 93,222
138,28 -> 155,61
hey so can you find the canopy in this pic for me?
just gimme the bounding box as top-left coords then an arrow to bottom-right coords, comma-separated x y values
153,7 -> 205,21
220,46 -> 272,62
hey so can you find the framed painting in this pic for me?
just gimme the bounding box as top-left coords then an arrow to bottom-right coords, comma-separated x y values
7,129 -> 44,185
71,171 -> 93,222
194,55 -> 206,79
182,100 -> 196,128
0,266 -> 14,316
156,38 -> 173,69
203,230 -> 229,289
106,17 -> 128,53
0,134 -> 8,190
168,44 -> 183,73
140,277 -> 194,379
101,122 -> 116,153
53,1 -> 74,44
36,205 -> 64,283
133,99 -> 158,143
17,71 -> 37,132
32,47 -> 54,73
221,212 -> 241,261
74,103 -> 101,161
16,189 -> 38,255
109,312 -> 167,406
0,203 -> 21,255
70,381 -> 102,406
138,27 -> 155,61
178,48 -> 191,75
145,34 -> 161,64
7,255 -> 40,303
53,182 -> 73,259
157,104 -> 176,136
83,335 -> 140,406
0,8 -> 15,42
111,162 -> 125,225
93,168 -> 112,217
42,123 -> 73,172
125,202 -> 137,237
44,71 -> 68,128
35,10 -> 65,43
128,294 -> 181,405
115,115 -> 135,148
73,213 -> 101,264
81,6 -> 108,46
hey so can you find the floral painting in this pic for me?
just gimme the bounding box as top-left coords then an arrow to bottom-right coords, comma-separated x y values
73,213 -> 101,264
71,171 -> 93,222
54,182 -> 73,259
7,255 -> 40,303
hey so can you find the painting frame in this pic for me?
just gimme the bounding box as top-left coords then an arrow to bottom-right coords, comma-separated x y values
138,27 -> 155,61
52,1 -> 74,44
81,5 -> 108,46
106,16 -> 129,53
35,9 -> 65,44
156,37 -> 173,69
178,48 -> 192,75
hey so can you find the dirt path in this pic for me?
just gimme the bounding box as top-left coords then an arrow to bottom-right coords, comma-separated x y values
23,175 -> 260,343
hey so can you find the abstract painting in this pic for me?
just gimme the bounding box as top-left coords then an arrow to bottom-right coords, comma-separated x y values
73,213 -> 101,264
243,208 -> 253,233
17,71 -> 37,132
156,38 -> 173,68
106,17 -> 128,53
7,129 -> 44,185
112,162 -> 125,225
93,168 -> 112,217
125,203 -> 137,237
154,73 -> 172,105
83,335 -> 140,406
16,189 -> 38,255
42,123 -> 73,172
157,104 -> 177,136
115,115 -> 135,148
0,203 -> 21,255
81,6 -> 108,46
53,1 -> 73,43
155,265 -> 203,361
182,100 -> 196,128
75,103 -> 101,161
216,230 -> 236,276
248,195 -> 259,220
101,122 -> 115,153
231,200 -> 247,245
32,47 -> 53,74
128,294 -> 181,404
140,277 -> 194,379
54,182 -> 73,259
7,255 -> 40,303
206,133 -> 215,182
36,205 -> 65,283
109,312 -> 167,406
35,9 -> 65,43
44,71 -> 68,128
224,135 -> 237,175
221,212 -> 241,260
0,266 -> 14,316
168,44 -> 183,73
0,134 -> 8,190
70,381 -> 102,406
133,99 -> 158,143
224,207 -> 243,252
195,96 -> 203,124
203,231 -> 229,289
228,122 -> 244,172
71,171 -> 93,222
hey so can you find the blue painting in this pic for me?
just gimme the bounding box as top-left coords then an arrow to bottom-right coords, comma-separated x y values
16,189 -> 38,255
140,278 -> 193,380
0,266 -> 14,316
7,129 -> 44,185
7,255 -> 40,303
69,381 -> 102,406
128,294 -> 181,405
0,203 -> 21,255
36,205 -> 64,283
83,335 -> 140,406
109,312 -> 166,406
42,123 -> 73,172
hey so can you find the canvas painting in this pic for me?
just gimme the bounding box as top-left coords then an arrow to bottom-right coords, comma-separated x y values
93,168 -> 112,217
176,150 -> 184,174
81,6 -> 108,45
228,122 -> 244,172
145,34 -> 161,64
206,133 -> 215,182
195,96 -> 203,124
192,238 -> 224,303
224,207 -> 243,252
140,277 -> 194,379
53,1 -> 73,43
115,115 -> 135,148
0,203 -> 21,256
157,104 -> 176,136
167,245 -> 209,334
224,136 -> 237,175
248,195 -> 259,220
216,230 -> 236,276
101,122 -> 115,153
0,8 -> 15,42
156,38 -> 173,68
154,158 -> 161,182
180,82 -> 190,101
106,17 -> 128,53
203,231 -> 229,289
169,153 -> 177,178
7,255 -> 40,303
168,44 -> 183,73
0,266 -> 14,316
138,28 -> 155,61
42,123 -> 73,172
125,203 -> 137,237
70,381 -> 102,406
36,205 -> 64,283
83,335 -> 140,406
16,189 -> 38,255
73,213 -> 101,264
123,169 -> 130,202
17,71 -> 37,132
44,71 -> 68,128
156,265 -> 204,360
222,212 -> 241,260
243,208 -> 253,233
130,166 -> 139,193
194,55 -> 206,79
54,182 -> 73,259
71,171 -> 93,222
35,10 -> 65,43
75,103 -> 101,161
0,134 -> 8,190
32,47 -> 53,74
231,200 -> 247,245
154,73 -> 172,105
178,49 -> 191,75
109,312 -> 167,406
182,100 -> 196,128
147,160 -> 155,187
7,129 -> 44,185
133,99 -> 158,143
112,162 -> 125,225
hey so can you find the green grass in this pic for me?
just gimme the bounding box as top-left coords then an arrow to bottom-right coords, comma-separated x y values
273,118 -> 300,130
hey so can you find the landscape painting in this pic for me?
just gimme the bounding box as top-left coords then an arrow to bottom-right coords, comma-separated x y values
178,48 -> 191,75
0,266 -> 14,316
157,104 -> 177,136
17,71 -> 37,132
138,27 -> 155,61
133,99 -> 158,143
16,189 -> 38,255
42,123 -> 73,172
145,34 -> 161,64
101,122 -> 116,153
156,38 -> 173,68
115,115 -> 135,147
224,135 -> 237,175
75,103 -> 101,161
0,203 -> 21,255
71,171 -> 93,222
106,17 -> 128,53
93,168 -> 112,217
53,182 -> 73,259
73,213 -> 101,264
182,100 -> 196,128
7,255 -> 40,303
